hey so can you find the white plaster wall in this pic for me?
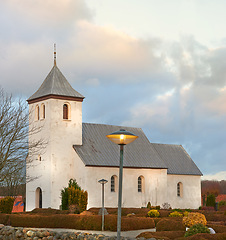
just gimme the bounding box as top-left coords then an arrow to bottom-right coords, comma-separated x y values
26,98 -> 83,211
167,174 -> 201,209
73,161 -> 168,209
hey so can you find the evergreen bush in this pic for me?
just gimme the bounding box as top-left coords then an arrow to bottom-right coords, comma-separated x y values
184,223 -> 210,237
0,197 -> 15,214
206,194 -> 216,207
61,179 -> 88,213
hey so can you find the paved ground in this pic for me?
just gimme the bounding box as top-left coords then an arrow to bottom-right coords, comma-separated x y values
33,228 -> 156,238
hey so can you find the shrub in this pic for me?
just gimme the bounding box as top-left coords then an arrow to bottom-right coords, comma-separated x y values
183,211 -> 189,217
206,194 -> 215,207
173,208 -> 183,212
169,211 -> 183,217
137,231 -> 185,239
156,218 -> 186,231
183,212 -> 207,228
61,179 -> 88,213
147,209 -> 160,217
79,190 -> 88,212
0,197 -> 15,214
147,201 -> 151,209
184,223 -> 210,237
219,200 -> 226,207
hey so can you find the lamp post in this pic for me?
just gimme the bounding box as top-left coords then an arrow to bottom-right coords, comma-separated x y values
106,129 -> 138,240
98,178 -> 108,231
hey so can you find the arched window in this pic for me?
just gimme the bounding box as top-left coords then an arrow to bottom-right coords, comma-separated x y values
35,105 -> 40,120
63,104 -> 68,120
41,104 -> 45,119
177,182 -> 183,197
38,155 -> 41,161
111,175 -> 118,192
138,176 -> 145,193
35,187 -> 42,208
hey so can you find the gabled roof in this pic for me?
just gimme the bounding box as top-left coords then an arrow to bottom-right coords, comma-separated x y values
74,123 -> 167,169
73,123 -> 202,175
152,143 -> 202,175
27,65 -> 84,103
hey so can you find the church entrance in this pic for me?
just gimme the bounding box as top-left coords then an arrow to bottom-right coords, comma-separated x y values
35,187 -> 42,208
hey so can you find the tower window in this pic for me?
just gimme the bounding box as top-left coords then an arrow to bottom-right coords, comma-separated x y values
41,104 -> 45,119
35,105 -> 40,120
63,104 -> 68,120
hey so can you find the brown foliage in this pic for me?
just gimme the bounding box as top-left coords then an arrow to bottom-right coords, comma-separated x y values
137,231 -> 185,239
88,208 -> 150,217
8,214 -> 154,231
207,224 -> 226,233
156,218 -> 186,232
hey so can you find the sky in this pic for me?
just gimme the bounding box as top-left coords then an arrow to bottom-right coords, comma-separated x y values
0,0 -> 225,180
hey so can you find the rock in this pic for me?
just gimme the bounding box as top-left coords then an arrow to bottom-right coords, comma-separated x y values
27,230 -> 35,237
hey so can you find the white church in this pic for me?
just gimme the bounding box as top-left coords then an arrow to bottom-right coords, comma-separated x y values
26,56 -> 202,211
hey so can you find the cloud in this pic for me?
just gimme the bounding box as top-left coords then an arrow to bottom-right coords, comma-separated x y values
202,171 -> 226,181
0,1 -> 225,176
2,0 -> 92,27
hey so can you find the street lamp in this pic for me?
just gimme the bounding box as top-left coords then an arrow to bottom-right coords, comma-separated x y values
106,129 -> 138,240
98,178 -> 108,231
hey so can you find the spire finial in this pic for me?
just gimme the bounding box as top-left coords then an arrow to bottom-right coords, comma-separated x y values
54,43 -> 56,66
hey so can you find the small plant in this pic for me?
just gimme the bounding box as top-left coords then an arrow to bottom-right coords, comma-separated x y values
147,209 -> 160,217
184,223 -> 210,237
183,212 -> 207,228
206,194 -> 215,207
147,201 -> 151,209
219,200 -> 226,207
183,211 -> 189,217
173,208 -> 183,212
169,211 -> 183,217
0,196 -> 15,214
162,202 -> 171,209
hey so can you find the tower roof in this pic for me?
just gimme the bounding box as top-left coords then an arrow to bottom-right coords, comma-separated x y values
27,65 -> 84,104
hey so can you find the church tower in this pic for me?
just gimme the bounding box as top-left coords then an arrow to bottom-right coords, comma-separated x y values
26,48 -> 84,210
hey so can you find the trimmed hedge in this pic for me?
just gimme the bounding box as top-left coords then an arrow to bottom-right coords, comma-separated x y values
207,224 -> 226,233
8,214 -> 155,231
156,218 -> 185,232
137,230 -> 185,239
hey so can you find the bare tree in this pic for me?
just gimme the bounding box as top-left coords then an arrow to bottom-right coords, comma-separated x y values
0,88 -> 45,196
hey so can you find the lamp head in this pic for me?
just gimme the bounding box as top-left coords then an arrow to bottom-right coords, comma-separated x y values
98,179 -> 108,184
106,129 -> 138,145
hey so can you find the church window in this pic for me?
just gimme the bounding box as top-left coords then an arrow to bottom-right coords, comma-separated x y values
138,176 -> 144,193
177,182 -> 183,197
38,155 -> 41,161
41,104 -> 45,119
35,105 -> 40,120
111,175 -> 118,192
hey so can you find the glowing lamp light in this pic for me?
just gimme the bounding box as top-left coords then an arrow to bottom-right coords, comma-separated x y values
106,129 -> 138,145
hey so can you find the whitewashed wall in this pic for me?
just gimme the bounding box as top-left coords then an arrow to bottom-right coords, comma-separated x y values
26,98 -> 83,211
167,174 -> 201,209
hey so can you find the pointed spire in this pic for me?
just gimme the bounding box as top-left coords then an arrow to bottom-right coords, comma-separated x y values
54,43 -> 56,66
